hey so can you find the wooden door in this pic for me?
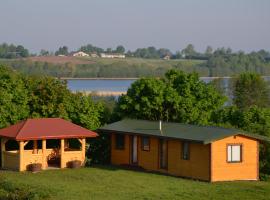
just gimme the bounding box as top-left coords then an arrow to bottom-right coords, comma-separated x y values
131,135 -> 138,164
159,139 -> 168,169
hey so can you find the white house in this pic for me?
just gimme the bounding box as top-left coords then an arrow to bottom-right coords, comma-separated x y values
73,51 -> 89,57
90,53 -> 99,58
100,53 -> 125,59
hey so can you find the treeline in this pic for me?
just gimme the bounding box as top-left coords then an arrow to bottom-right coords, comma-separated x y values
1,51 -> 270,77
0,43 -> 29,58
0,65 -> 105,131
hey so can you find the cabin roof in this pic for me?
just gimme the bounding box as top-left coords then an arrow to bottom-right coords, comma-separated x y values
0,118 -> 98,140
99,119 -> 270,144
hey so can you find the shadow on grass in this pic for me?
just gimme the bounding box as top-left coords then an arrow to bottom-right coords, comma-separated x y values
89,164 -> 199,182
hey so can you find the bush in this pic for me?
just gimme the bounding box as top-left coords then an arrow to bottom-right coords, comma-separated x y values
0,179 -> 51,200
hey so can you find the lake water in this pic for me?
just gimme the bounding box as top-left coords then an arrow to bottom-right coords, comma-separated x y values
67,77 -> 270,93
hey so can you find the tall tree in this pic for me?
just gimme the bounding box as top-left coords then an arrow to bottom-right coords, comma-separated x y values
55,46 -> 68,56
205,46 -> 213,56
233,73 -> 270,109
115,45 -> 125,54
182,44 -> 196,59
0,66 -> 29,128
117,69 -> 226,124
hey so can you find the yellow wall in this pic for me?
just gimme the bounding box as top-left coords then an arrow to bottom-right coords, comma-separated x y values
138,137 -> 159,171
211,135 -> 259,182
110,133 -> 210,181
111,134 -> 130,165
2,151 -> 19,171
19,148 -> 85,171
61,151 -> 84,168
1,138 -> 86,171
167,140 -> 210,181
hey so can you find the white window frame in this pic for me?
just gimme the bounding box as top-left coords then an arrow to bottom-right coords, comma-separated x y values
227,144 -> 242,163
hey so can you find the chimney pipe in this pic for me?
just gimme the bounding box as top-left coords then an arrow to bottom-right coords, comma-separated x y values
159,120 -> 162,131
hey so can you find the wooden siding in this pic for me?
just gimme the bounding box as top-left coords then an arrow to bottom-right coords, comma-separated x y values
167,140 -> 210,181
110,133 -> 210,181
111,134 -> 130,165
211,135 -> 259,182
138,137 -> 159,171
2,151 -> 19,170
1,138 -> 87,171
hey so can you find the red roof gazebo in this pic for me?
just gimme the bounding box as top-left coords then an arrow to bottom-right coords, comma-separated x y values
0,118 -> 98,171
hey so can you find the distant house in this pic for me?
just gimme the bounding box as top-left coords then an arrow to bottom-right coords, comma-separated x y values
73,51 -> 89,57
163,55 -> 171,60
90,53 -> 99,58
100,53 -> 125,59
99,119 -> 269,182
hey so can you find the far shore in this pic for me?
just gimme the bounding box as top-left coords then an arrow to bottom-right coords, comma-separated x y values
60,77 -> 139,80
73,90 -> 127,96
60,76 -> 270,80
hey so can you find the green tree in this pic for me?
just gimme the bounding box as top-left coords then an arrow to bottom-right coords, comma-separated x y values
55,46 -> 68,56
117,78 -> 166,121
182,44 -> 196,59
233,73 -> 270,109
117,69 -> 226,124
0,66 -> 29,128
115,45 -> 125,54
165,70 -> 226,124
65,93 -> 104,130
40,49 -> 49,56
205,46 -> 213,56
25,76 -> 70,118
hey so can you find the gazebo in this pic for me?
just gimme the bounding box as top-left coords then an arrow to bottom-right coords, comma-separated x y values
0,118 -> 98,171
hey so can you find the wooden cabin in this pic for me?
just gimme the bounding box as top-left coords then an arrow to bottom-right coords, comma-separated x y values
99,119 -> 269,182
0,118 -> 98,171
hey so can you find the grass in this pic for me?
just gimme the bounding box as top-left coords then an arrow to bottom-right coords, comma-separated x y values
0,165 -> 270,200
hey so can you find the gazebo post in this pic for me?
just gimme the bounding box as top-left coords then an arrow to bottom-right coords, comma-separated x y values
82,138 -> 86,165
60,139 -> 65,168
42,140 -> 46,169
19,141 -> 24,172
1,138 -> 7,168
33,140 -> 38,154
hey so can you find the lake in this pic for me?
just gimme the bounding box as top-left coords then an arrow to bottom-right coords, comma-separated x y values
66,77 -> 270,94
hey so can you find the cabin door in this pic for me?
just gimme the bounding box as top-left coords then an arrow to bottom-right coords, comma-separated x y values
159,139 -> 168,169
131,135 -> 138,164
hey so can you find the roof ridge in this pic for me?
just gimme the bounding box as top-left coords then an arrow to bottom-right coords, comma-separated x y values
15,119 -> 29,140
123,118 -> 241,132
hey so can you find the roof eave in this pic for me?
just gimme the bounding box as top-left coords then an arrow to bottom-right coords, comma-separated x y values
98,128 -> 205,144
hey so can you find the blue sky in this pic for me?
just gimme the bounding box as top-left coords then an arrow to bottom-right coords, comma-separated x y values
0,0 -> 269,53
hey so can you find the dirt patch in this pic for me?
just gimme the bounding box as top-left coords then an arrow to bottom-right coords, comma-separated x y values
25,56 -> 96,65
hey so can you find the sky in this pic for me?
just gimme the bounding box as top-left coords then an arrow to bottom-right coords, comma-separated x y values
0,0 -> 269,53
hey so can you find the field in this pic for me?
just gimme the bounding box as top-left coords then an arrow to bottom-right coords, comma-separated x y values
25,56 -> 95,65
0,166 -> 270,200
0,56 -> 207,78
25,56 -> 204,67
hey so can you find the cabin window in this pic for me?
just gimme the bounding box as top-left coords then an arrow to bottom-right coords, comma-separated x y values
182,142 -> 190,160
141,137 -> 150,151
115,134 -> 125,150
227,144 -> 242,163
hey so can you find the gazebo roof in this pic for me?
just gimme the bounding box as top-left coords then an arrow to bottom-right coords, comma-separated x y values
0,118 -> 98,140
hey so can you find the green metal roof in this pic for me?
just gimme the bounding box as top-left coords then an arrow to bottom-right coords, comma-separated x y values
99,119 -> 270,144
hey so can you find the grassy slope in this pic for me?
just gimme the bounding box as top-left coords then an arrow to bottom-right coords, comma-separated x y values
0,166 -> 269,200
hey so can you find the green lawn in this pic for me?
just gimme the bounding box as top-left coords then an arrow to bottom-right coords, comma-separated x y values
0,166 -> 270,200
